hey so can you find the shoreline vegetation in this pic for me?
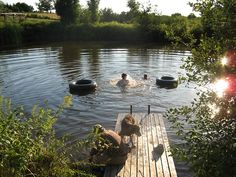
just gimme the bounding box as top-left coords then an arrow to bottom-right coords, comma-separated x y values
0,12 -> 202,49
0,95 -> 106,177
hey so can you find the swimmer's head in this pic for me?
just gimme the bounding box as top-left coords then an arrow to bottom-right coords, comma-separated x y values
144,74 -> 147,80
122,73 -> 127,79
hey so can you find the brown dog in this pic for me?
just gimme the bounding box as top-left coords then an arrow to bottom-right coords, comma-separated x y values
90,125 -> 131,165
119,114 -> 141,147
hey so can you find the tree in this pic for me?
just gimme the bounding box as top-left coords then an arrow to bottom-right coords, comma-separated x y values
166,0 -> 236,177
171,13 -> 182,17
127,0 -> 140,22
0,0 -> 4,12
87,0 -> 100,23
100,8 -> 118,22
36,0 -> 53,12
187,13 -> 196,19
55,0 -> 79,24
1,2 -> 34,12
13,2 -> 34,12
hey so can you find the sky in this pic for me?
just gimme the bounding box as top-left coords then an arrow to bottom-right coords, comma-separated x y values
2,0 -> 195,16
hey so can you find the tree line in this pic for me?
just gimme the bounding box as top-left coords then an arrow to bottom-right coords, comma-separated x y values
0,0 -> 202,47
0,0 -> 197,24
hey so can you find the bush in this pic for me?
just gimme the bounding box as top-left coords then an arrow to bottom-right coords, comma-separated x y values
165,0 -> 236,176
166,92 -> 236,177
0,95 -> 101,177
0,96 -> 72,176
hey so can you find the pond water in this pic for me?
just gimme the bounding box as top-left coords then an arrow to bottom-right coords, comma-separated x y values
0,42 -> 196,177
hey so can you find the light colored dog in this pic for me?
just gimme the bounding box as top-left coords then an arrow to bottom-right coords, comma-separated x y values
119,114 -> 141,147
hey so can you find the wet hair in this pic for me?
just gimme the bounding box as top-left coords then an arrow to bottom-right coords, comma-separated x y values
122,73 -> 127,79
144,74 -> 147,80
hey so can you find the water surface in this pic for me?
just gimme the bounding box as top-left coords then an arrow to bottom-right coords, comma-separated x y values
0,42 -> 195,176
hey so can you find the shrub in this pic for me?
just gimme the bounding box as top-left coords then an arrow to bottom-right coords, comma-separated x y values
0,95 -> 105,177
165,0 -> 236,176
0,96 -> 72,176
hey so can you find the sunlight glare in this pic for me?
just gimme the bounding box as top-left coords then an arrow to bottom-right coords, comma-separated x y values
208,103 -> 220,118
214,79 -> 228,97
221,57 -> 227,65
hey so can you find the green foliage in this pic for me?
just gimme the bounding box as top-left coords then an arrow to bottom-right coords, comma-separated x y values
2,2 -> 34,12
78,8 -> 91,24
87,0 -> 100,23
26,13 -> 59,20
100,8 -> 119,22
127,0 -> 140,22
166,0 -> 236,177
0,0 -> 203,46
36,0 -> 54,12
0,95 -> 73,177
0,23 -> 23,46
190,0 -> 236,43
63,22 -> 140,41
166,92 -> 236,177
0,95 -> 100,177
0,1 -> 4,12
187,13 -> 196,19
55,0 -> 79,25
72,162 -> 104,177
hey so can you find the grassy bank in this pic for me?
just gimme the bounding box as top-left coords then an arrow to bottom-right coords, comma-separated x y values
0,12 -> 202,48
0,18 -> 171,48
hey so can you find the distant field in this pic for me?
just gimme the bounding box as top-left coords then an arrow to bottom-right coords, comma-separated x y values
0,12 -> 59,26
26,12 -> 60,20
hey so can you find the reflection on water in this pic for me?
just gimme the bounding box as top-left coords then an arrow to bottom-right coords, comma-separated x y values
0,42 -> 195,177
0,42 -> 195,134
0,42 -> 194,133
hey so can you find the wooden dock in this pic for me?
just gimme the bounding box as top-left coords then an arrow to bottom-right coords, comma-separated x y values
104,113 -> 177,177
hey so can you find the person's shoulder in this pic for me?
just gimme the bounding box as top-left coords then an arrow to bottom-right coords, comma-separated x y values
116,80 -> 122,86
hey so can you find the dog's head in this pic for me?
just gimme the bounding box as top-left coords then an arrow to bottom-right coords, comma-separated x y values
133,125 -> 141,136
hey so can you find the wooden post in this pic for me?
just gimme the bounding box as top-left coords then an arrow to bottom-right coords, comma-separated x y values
130,105 -> 132,114
148,105 -> 150,114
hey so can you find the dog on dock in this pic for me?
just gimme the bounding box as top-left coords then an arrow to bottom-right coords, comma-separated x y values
90,124 -> 131,165
119,114 -> 141,147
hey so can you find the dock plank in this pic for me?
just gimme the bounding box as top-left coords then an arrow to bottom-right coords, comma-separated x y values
104,113 -> 177,177
149,114 -> 161,177
158,116 -> 177,177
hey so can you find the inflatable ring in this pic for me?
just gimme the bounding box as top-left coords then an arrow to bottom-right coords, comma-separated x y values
156,76 -> 178,88
69,79 -> 97,92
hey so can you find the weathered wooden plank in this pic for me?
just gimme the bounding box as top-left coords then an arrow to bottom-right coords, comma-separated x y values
136,113 -> 146,177
150,114 -> 163,177
148,114 -> 157,176
131,113 -> 142,177
130,136 -> 137,177
155,115 -> 171,177
142,114 -> 151,177
158,115 -> 178,177
137,130 -> 144,177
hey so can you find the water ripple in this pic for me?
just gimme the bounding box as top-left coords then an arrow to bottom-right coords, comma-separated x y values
0,43 -> 194,136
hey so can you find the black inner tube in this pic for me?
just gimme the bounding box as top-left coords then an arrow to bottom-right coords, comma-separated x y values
76,80 -> 92,85
161,76 -> 175,80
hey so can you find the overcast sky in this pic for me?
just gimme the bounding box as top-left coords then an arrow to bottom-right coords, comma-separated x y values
2,0 -> 195,16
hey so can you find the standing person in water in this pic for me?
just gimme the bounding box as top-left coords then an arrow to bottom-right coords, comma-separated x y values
116,73 -> 129,87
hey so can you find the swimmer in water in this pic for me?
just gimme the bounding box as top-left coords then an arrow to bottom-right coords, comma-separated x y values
143,74 -> 148,80
116,73 -> 129,87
